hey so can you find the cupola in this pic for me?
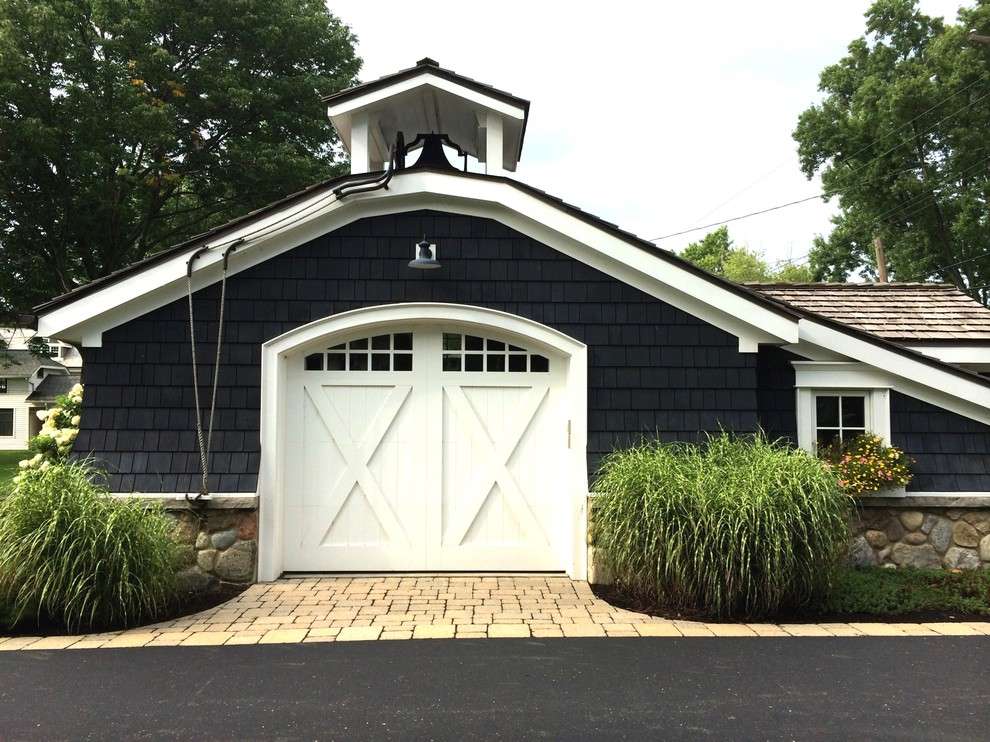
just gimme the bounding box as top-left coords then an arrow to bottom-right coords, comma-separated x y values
323,58 -> 529,176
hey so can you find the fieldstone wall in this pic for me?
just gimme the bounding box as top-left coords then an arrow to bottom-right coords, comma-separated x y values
168,505 -> 258,592
850,506 -> 990,570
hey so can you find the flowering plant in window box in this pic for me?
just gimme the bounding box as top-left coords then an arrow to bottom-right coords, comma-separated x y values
817,432 -> 912,496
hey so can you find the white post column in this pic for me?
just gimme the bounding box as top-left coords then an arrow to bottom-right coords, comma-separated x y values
350,110 -> 370,174
484,112 -> 504,176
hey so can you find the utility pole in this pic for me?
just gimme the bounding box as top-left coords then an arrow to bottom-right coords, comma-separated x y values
873,236 -> 889,283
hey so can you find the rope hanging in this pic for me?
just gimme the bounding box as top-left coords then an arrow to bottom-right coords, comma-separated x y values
186,243 -> 237,500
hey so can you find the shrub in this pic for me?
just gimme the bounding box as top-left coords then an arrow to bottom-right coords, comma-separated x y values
591,432 -> 853,620
21,384 -> 84,471
0,461 -> 182,632
819,567 -> 990,616
817,432 -> 912,495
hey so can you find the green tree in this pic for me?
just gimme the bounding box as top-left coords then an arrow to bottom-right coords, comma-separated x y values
793,0 -> 990,299
681,226 -> 812,283
0,0 -> 361,318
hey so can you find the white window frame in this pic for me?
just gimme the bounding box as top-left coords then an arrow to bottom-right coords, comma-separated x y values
793,362 -> 891,452
36,337 -> 62,358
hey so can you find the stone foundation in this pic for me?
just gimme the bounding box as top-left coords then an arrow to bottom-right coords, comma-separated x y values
588,494 -> 990,580
850,503 -> 990,569
167,502 -> 258,593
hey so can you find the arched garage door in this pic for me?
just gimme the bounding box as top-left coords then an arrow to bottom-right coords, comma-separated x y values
281,323 -> 572,572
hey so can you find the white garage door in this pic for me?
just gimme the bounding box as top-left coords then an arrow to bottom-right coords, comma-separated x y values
282,326 -> 569,572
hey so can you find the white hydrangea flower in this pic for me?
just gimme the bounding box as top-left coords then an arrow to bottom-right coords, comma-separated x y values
36,409 -> 50,421
71,415 -> 81,426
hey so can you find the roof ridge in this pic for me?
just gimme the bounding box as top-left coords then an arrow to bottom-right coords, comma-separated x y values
744,281 -> 957,289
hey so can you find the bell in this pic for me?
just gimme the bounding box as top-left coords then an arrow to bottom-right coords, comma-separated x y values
408,133 -> 458,171
408,236 -> 441,270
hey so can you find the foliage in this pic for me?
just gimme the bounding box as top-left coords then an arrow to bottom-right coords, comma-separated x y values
793,0 -> 990,301
681,227 -> 813,282
0,0 -> 361,319
591,432 -> 852,620
21,383 -> 83,469
818,432 -> 913,494
0,450 -> 24,489
818,567 -> 990,616
0,461 -> 182,631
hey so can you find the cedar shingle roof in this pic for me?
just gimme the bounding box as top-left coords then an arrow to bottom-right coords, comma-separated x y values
747,283 -> 990,342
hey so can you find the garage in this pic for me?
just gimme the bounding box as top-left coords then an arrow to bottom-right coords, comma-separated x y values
274,307 -> 584,574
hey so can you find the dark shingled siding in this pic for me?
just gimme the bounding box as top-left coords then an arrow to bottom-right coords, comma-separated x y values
755,346 -> 799,444
76,211 -> 794,492
890,391 -> 990,492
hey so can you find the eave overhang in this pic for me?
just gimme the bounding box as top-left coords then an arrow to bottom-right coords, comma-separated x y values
36,169 -> 798,352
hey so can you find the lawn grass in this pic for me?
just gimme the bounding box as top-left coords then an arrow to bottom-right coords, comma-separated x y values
0,450 -> 26,490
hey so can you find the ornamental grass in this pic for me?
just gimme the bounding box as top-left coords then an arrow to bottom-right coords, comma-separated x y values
591,432 -> 853,620
0,461 -> 182,632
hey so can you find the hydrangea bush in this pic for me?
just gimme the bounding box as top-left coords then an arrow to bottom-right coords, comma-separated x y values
818,432 -> 912,495
18,384 -> 83,477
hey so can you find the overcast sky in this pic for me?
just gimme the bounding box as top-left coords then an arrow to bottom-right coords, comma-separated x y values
328,1 -> 968,267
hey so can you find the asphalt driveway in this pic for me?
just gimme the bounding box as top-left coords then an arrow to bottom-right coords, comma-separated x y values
2,637 -> 988,740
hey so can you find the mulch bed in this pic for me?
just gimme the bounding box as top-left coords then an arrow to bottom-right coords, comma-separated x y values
591,582 -> 990,624
1,582 -> 248,638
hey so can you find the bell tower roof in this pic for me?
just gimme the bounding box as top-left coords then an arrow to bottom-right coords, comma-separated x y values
324,58 -> 529,176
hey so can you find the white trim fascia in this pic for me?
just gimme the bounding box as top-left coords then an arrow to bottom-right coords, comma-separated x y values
326,73 -> 527,123
38,172 -> 800,351
797,319 -> 990,427
901,344 -> 990,365
792,362 -> 895,389
265,302 -> 587,358
348,177 -> 798,347
257,303 -> 589,582
778,341 -> 850,362
39,185 -> 350,345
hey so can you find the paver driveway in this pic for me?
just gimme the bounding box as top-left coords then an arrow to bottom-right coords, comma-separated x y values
2,575 -> 989,650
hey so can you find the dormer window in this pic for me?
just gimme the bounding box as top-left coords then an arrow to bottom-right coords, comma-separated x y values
40,338 -> 62,358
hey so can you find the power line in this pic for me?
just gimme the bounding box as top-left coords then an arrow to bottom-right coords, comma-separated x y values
648,66 -> 990,250
649,195 -> 822,243
901,249 -> 990,283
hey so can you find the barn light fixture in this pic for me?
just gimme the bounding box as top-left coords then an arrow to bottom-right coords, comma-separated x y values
408,236 -> 441,270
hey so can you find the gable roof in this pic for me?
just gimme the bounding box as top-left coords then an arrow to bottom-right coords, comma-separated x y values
749,283 -> 990,342
26,373 -> 81,404
29,163 -> 990,427
324,58 -> 530,173
33,165 -> 801,349
0,349 -> 67,378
